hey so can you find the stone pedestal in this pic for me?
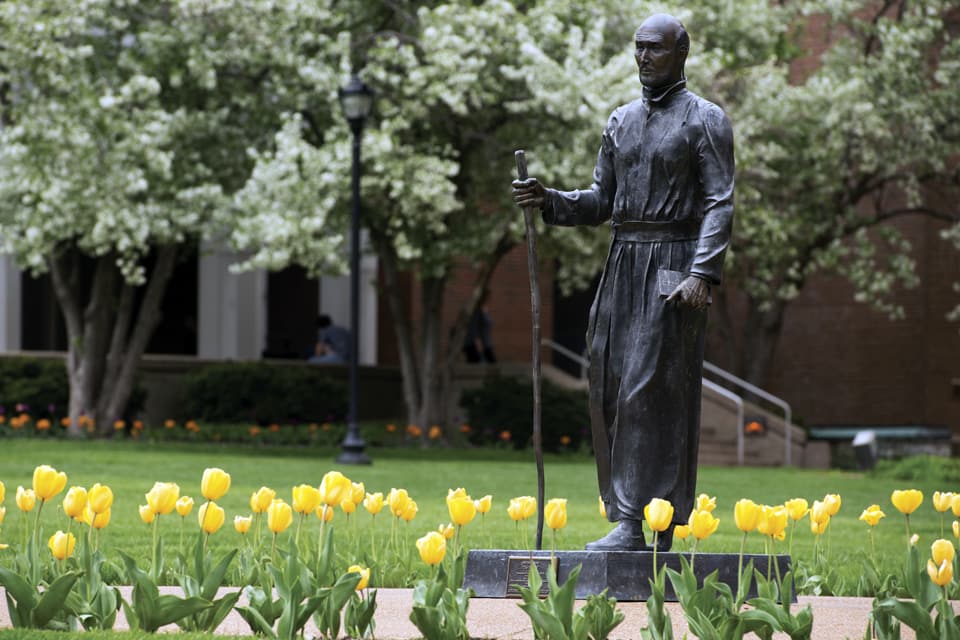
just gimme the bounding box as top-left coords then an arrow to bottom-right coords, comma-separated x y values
463,549 -> 792,602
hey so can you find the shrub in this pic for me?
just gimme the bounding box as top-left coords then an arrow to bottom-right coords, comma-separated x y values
181,362 -> 347,425
870,455 -> 960,484
0,357 -> 69,418
460,374 -> 589,452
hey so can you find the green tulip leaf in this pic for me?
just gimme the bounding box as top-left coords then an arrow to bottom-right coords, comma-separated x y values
33,571 -> 81,629
0,567 -> 37,610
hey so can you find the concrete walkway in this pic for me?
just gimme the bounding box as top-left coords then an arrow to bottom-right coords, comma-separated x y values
0,586 -> 921,638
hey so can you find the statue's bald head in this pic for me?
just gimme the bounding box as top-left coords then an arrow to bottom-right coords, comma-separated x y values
634,13 -> 689,88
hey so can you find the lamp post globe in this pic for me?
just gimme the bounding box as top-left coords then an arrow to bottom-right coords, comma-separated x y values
337,75 -> 373,465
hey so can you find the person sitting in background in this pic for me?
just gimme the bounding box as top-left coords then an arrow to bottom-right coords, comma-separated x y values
309,314 -> 351,364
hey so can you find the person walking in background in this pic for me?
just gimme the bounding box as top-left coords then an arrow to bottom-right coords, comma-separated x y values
309,314 -> 351,364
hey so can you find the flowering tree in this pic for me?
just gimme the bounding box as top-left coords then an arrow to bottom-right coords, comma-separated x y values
0,1 -> 347,434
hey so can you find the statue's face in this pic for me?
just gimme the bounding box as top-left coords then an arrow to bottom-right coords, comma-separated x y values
634,20 -> 682,89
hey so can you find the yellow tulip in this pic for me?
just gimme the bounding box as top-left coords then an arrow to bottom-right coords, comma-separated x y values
347,564 -> 370,591
911,533 -> 920,546
954,520 -> 960,540
932,539 -> 955,565
448,495 -> 477,526
364,492 -> 384,515
316,505 -> 335,522
388,488 -> 411,517
250,487 -> 276,514
198,502 -> 225,534
784,498 -> 809,521
757,505 -> 788,538
201,467 -> 231,501
0,506 -> 5,526
87,484 -> 113,514
859,504 -> 885,526
689,509 -> 720,540
446,487 -> 467,506
63,486 -> 87,520
598,496 -> 607,519
438,523 -> 454,539
823,494 -> 841,517
292,484 -> 322,514
951,494 -> 960,518
48,530 -> 76,560
933,491 -> 954,513
33,465 -> 68,501
810,517 -> 828,535
416,530 -> 446,565
16,486 -> 36,512
810,500 -> 831,525
319,471 -> 352,507
268,499 -> 293,534
146,482 -> 179,515
927,558 -> 953,586
695,494 -> 717,513
891,489 -> 923,515
0,480 -> 5,504
139,504 -> 156,524
475,495 -> 492,514
341,498 -> 357,514
350,482 -> 365,505
176,496 -> 194,517
674,524 -> 691,539
734,498 -> 761,532
545,498 -> 568,531
234,515 -> 253,534
643,498 -> 674,533
508,496 -> 536,521
400,499 -> 418,523
83,505 -> 110,529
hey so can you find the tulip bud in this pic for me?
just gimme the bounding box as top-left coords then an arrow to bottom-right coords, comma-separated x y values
673,524 -> 691,540
234,515 -> 253,534
933,491 -> 954,513
438,523 -> 454,539
734,498 -> 761,532
16,486 -> 36,512
350,482 -> 365,505
784,498 -> 809,521
341,498 -> 357,514
250,487 -> 276,514
508,496 -> 536,521
87,484 -> 113,514
928,558 -> 953,586
364,492 -> 384,515
910,533 -> 920,546
347,564 -> 371,591
810,500 -> 831,525
810,517 -> 828,536
953,520 -> 960,540
176,496 -> 194,517
448,495 -> 477,526
400,499 -> 418,523
201,468 -> 231,501
416,530 -> 446,565
545,498 -> 568,531
292,484 -> 322,514
757,505 -> 788,538
63,486 -> 87,519
48,530 -> 76,560
695,494 -> 717,513
689,509 -> 720,540
891,489 -> 924,515
475,495 -> 493,514
146,482 -> 179,515
823,494 -> 842,517
0,480 -> 5,504
33,465 -> 68,501
388,488 -> 411,517
139,504 -> 156,524
198,501 -> 225,534
83,505 -> 111,529
319,471 -> 352,507
644,498 -> 674,533
0,506 -> 5,525
268,500 -> 293,534
932,538 -> 955,565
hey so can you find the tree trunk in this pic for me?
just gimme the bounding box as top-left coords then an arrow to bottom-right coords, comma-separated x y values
740,296 -> 789,389
415,275 -> 446,430
47,245 -> 179,437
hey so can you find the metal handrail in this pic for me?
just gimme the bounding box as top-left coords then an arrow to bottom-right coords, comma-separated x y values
541,340 -> 748,466
702,361 -> 793,466
540,339 -> 588,380
702,378 -> 745,466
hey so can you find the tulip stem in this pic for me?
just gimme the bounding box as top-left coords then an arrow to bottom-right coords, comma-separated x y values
151,517 -> 160,581
869,528 -> 876,564
690,539 -> 697,573
738,531 -> 747,586
32,499 -> 45,552
788,520 -> 795,558
652,531 -> 659,582
905,515 -> 911,547
370,514 -> 376,563
316,507 -> 327,576
179,516 -> 184,556
295,512 -> 304,548
271,532 -> 277,564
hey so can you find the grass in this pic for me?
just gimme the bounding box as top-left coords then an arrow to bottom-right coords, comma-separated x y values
0,438 -> 954,594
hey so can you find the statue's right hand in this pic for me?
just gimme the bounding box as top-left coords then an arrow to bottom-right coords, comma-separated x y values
512,177 -> 546,210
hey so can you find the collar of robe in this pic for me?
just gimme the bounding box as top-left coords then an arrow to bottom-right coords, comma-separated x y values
642,78 -> 687,107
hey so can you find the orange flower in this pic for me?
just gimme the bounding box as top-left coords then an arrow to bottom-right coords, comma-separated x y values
60,417 -> 70,428
164,419 -> 176,429
499,430 -> 511,441
407,424 -> 422,438
269,424 -> 280,432
249,426 -> 261,437
560,435 -> 571,446
459,424 -> 472,434
36,419 -> 51,431
386,423 -> 397,433
428,425 -> 443,440
113,420 -> 126,431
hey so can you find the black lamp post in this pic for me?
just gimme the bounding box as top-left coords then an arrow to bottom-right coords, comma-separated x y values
336,75 -> 373,465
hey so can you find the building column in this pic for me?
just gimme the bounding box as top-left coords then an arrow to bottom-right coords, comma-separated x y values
0,255 -> 22,352
197,243 -> 267,360
319,231 -> 378,365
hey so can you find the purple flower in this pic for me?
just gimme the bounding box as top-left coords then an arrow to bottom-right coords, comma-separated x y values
15,403 -> 28,412
48,403 -> 56,414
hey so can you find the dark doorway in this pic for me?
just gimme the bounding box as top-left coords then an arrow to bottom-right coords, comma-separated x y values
264,266 -> 319,359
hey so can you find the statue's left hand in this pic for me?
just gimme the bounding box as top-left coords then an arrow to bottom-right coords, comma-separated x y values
665,276 -> 709,310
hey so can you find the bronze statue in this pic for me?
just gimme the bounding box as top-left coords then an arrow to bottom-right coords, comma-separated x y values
513,13 -> 734,551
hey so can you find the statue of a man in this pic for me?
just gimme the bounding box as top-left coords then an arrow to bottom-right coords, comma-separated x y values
513,13 -> 734,551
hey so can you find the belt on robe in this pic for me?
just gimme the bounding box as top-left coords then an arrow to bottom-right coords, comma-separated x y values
611,219 -> 701,243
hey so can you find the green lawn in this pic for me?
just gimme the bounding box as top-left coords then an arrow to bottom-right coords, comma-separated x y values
0,439 -> 953,593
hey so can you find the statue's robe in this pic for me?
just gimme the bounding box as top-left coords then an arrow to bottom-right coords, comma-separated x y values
543,82 -> 734,527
